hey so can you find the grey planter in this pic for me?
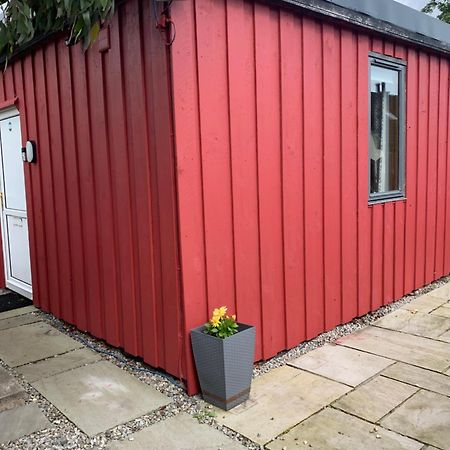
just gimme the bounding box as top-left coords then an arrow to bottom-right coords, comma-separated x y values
191,323 -> 255,410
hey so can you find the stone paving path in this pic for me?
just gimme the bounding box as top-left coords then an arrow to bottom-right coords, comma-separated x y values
0,284 -> 449,449
217,285 -> 450,449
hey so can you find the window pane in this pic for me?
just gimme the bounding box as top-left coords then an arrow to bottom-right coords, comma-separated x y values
370,64 -> 400,194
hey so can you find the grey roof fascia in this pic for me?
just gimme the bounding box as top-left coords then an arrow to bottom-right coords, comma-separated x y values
269,0 -> 450,55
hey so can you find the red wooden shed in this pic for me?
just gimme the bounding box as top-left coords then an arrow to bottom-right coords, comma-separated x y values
0,0 -> 449,393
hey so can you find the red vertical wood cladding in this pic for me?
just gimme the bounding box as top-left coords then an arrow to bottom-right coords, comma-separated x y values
435,61 -> 449,278
56,41 -> 88,330
171,0 -> 208,394
280,11 -> 305,346
0,0 -> 183,381
415,53 -> 430,289
425,56 -> 440,285
13,61 -> 35,294
357,34 -> 371,316
226,0 -> 263,357
171,0 -> 450,393
446,85 -> 450,271
254,4 -> 286,357
322,22 -> 341,330
302,18 -> 324,339
22,56 -> 49,310
404,49 -> 419,294
340,30 -> 358,321
34,48 -> 62,317
196,0 -> 236,317
393,42 -> 407,302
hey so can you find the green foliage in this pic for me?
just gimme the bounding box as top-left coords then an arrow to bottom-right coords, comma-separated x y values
0,0 -> 115,58
204,315 -> 238,339
193,407 -> 217,421
422,1 -> 450,23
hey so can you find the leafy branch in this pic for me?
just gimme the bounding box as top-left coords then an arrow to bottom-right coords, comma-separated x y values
422,1 -> 450,23
0,0 -> 115,59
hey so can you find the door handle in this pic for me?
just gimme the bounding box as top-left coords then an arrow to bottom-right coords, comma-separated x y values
0,192 -> 3,210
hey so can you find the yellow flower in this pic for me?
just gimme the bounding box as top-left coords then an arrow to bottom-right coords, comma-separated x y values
212,306 -> 227,320
210,315 -> 220,327
231,314 -> 236,321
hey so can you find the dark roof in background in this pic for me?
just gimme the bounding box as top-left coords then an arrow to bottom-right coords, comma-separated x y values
273,0 -> 450,55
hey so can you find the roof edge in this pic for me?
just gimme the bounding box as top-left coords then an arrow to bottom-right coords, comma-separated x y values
268,0 -> 450,55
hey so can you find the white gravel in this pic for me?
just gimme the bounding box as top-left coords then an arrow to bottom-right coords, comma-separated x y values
0,275 -> 448,449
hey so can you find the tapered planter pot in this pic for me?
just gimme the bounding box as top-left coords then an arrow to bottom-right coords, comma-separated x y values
191,323 -> 256,410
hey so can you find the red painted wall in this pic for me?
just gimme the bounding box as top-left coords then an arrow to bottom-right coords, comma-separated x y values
170,0 -> 450,393
0,0 -> 184,380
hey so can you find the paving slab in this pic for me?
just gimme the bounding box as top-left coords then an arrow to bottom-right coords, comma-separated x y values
0,404 -> 51,444
0,313 -> 41,331
16,348 -> 102,382
431,305 -> 450,319
32,360 -> 171,436
401,295 -> 447,314
381,390 -> 450,449
289,344 -> 393,386
107,413 -> 245,450
0,322 -> 83,367
382,362 -> 450,397
266,408 -> 422,450
336,326 -> 450,372
374,309 -> 450,339
0,366 -> 26,412
333,376 -> 418,422
428,283 -> 450,300
438,330 -> 450,343
0,305 -> 37,320
216,365 -> 350,445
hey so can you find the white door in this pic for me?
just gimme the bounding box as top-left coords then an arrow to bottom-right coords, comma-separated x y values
0,111 -> 32,299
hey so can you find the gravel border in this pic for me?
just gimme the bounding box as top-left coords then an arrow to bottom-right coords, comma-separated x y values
0,275 -> 448,449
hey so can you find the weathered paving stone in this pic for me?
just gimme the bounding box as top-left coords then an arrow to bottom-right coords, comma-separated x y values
431,305 -> 450,319
401,295 -> 447,314
381,390 -> 450,449
16,348 -> 102,382
216,365 -> 350,445
0,305 -> 36,320
438,330 -> 450,343
0,313 -> 41,331
428,284 -> 450,300
374,309 -> 450,339
0,322 -> 83,367
336,326 -> 450,372
266,408 -> 422,450
107,413 -> 245,449
382,362 -> 450,397
32,360 -> 171,436
289,343 -> 393,386
0,404 -> 51,444
333,376 -> 418,422
0,366 -> 26,412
